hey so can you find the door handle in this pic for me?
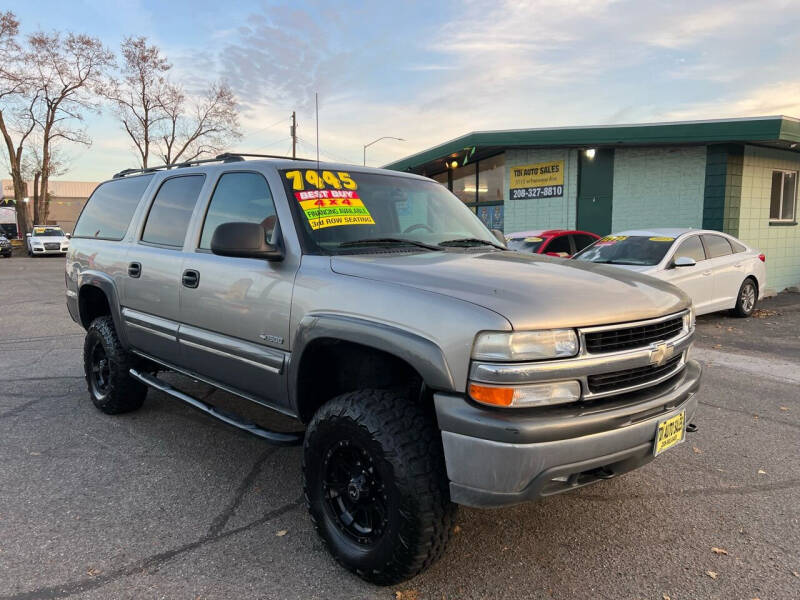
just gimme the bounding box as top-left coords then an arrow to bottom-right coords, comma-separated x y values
128,262 -> 141,278
734,263 -> 742,268
702,270 -> 712,276
182,269 -> 200,288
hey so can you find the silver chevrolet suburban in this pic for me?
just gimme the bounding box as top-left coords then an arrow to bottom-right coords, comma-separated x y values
65,154 -> 701,584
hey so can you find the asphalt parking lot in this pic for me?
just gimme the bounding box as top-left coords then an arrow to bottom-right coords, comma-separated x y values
1,254 -> 798,600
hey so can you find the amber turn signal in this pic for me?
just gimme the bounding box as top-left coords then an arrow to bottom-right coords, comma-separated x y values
468,383 -> 514,407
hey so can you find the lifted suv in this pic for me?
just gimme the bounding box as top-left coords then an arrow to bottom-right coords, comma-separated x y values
66,154 -> 701,584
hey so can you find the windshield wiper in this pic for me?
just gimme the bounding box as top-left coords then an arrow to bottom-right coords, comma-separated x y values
593,259 -> 643,265
337,237 -> 443,251
438,237 -> 506,249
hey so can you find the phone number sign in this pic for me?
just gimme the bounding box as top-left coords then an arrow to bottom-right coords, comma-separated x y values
510,160 -> 564,200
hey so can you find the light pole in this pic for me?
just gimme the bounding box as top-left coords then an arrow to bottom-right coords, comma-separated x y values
363,136 -> 405,166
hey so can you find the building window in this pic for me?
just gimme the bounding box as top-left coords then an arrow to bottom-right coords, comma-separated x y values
770,170 -> 797,222
451,163 -> 476,204
477,154 -> 504,203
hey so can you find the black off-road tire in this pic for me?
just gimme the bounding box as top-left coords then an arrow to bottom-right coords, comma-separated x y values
303,389 -> 457,585
83,316 -> 147,414
731,277 -> 758,318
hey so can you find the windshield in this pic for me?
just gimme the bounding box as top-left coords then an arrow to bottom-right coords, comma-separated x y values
280,169 -> 499,254
573,235 -> 675,266
32,227 -> 65,237
506,236 -> 545,253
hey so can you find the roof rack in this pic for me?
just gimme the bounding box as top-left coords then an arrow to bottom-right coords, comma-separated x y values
113,152 -> 313,179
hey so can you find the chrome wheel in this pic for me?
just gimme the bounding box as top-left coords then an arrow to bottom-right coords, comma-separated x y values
740,282 -> 756,313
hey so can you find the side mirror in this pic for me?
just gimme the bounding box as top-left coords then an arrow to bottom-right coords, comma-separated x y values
26,232 -> 31,237
673,256 -> 696,268
65,233 -> 71,239
210,222 -> 283,261
490,228 -> 506,246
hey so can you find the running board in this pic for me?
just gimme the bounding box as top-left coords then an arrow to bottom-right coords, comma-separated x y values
129,368 -> 304,446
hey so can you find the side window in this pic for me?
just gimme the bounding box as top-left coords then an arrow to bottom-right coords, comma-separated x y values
674,236 -> 706,262
701,234 -> 732,259
572,234 -> 597,252
545,235 -> 571,255
141,175 -> 205,247
200,172 -> 277,249
73,175 -> 154,240
730,239 -> 747,253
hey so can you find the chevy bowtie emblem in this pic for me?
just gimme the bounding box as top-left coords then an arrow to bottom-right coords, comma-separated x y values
649,342 -> 674,367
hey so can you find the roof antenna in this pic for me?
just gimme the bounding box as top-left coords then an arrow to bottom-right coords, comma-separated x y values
315,92 -> 320,173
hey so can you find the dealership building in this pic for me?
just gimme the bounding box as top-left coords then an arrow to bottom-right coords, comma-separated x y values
0,179 -> 98,238
384,116 -> 800,294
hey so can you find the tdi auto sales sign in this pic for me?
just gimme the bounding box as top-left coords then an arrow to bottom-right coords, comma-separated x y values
509,160 -> 564,199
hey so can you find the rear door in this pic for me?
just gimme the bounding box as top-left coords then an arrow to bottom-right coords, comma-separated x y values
122,174 -> 206,365
700,234 -> 742,310
178,170 -> 298,409
660,235 -> 713,313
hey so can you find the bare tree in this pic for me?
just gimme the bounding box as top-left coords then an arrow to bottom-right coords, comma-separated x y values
157,81 -> 240,165
0,11 -> 33,235
26,31 -> 114,224
107,36 -> 170,168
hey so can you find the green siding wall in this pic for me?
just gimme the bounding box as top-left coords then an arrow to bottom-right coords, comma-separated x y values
503,149 -> 578,233
611,146 -> 706,231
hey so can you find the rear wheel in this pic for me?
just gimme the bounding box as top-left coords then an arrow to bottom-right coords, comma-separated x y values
303,389 -> 456,585
731,278 -> 758,318
83,316 -> 147,414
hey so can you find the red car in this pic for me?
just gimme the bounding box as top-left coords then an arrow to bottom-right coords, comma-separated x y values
505,229 -> 601,257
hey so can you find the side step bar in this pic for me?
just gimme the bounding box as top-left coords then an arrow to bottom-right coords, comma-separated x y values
129,368 -> 304,446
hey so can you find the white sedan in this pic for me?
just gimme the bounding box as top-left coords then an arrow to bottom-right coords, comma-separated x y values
573,228 -> 766,317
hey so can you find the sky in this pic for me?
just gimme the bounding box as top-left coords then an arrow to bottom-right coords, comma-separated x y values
6,0 -> 800,181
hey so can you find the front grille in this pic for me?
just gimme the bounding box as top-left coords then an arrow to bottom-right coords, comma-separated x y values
44,242 -> 61,250
587,356 -> 682,394
584,316 -> 683,354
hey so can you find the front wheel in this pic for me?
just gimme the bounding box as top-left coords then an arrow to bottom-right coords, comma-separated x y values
83,316 -> 147,414
303,389 -> 456,585
731,278 -> 758,318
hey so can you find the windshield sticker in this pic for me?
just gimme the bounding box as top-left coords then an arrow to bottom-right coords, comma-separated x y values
285,170 -> 357,191
295,189 -> 375,230
33,227 -> 47,233
524,237 -> 543,242
649,236 -> 675,242
596,235 -> 627,245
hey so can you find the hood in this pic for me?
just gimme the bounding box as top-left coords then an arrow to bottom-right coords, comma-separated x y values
331,250 -> 689,330
592,263 -> 656,274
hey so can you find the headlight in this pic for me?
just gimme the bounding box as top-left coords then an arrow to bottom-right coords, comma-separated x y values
683,307 -> 695,333
469,380 -> 581,408
472,330 -> 579,361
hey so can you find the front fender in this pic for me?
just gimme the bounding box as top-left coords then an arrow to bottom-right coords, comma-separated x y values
287,313 -> 456,412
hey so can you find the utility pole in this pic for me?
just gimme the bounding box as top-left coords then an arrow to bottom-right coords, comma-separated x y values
290,111 -> 297,159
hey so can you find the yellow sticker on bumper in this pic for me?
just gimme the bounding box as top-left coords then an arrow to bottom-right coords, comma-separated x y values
654,410 -> 685,456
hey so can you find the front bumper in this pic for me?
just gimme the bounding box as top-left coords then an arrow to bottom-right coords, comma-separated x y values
31,246 -> 68,254
435,359 -> 701,508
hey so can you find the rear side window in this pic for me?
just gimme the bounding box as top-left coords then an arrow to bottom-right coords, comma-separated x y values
701,234 -> 733,259
572,234 -> 597,252
73,175 -> 154,240
199,172 -> 277,249
141,175 -> 205,247
674,236 -> 705,262
730,239 -> 747,253
545,235 -> 571,255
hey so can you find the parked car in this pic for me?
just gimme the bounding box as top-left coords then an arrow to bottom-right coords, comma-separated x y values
26,225 -> 71,256
506,229 -> 600,257
66,157 -> 701,584
0,232 -> 11,258
573,228 -> 766,317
